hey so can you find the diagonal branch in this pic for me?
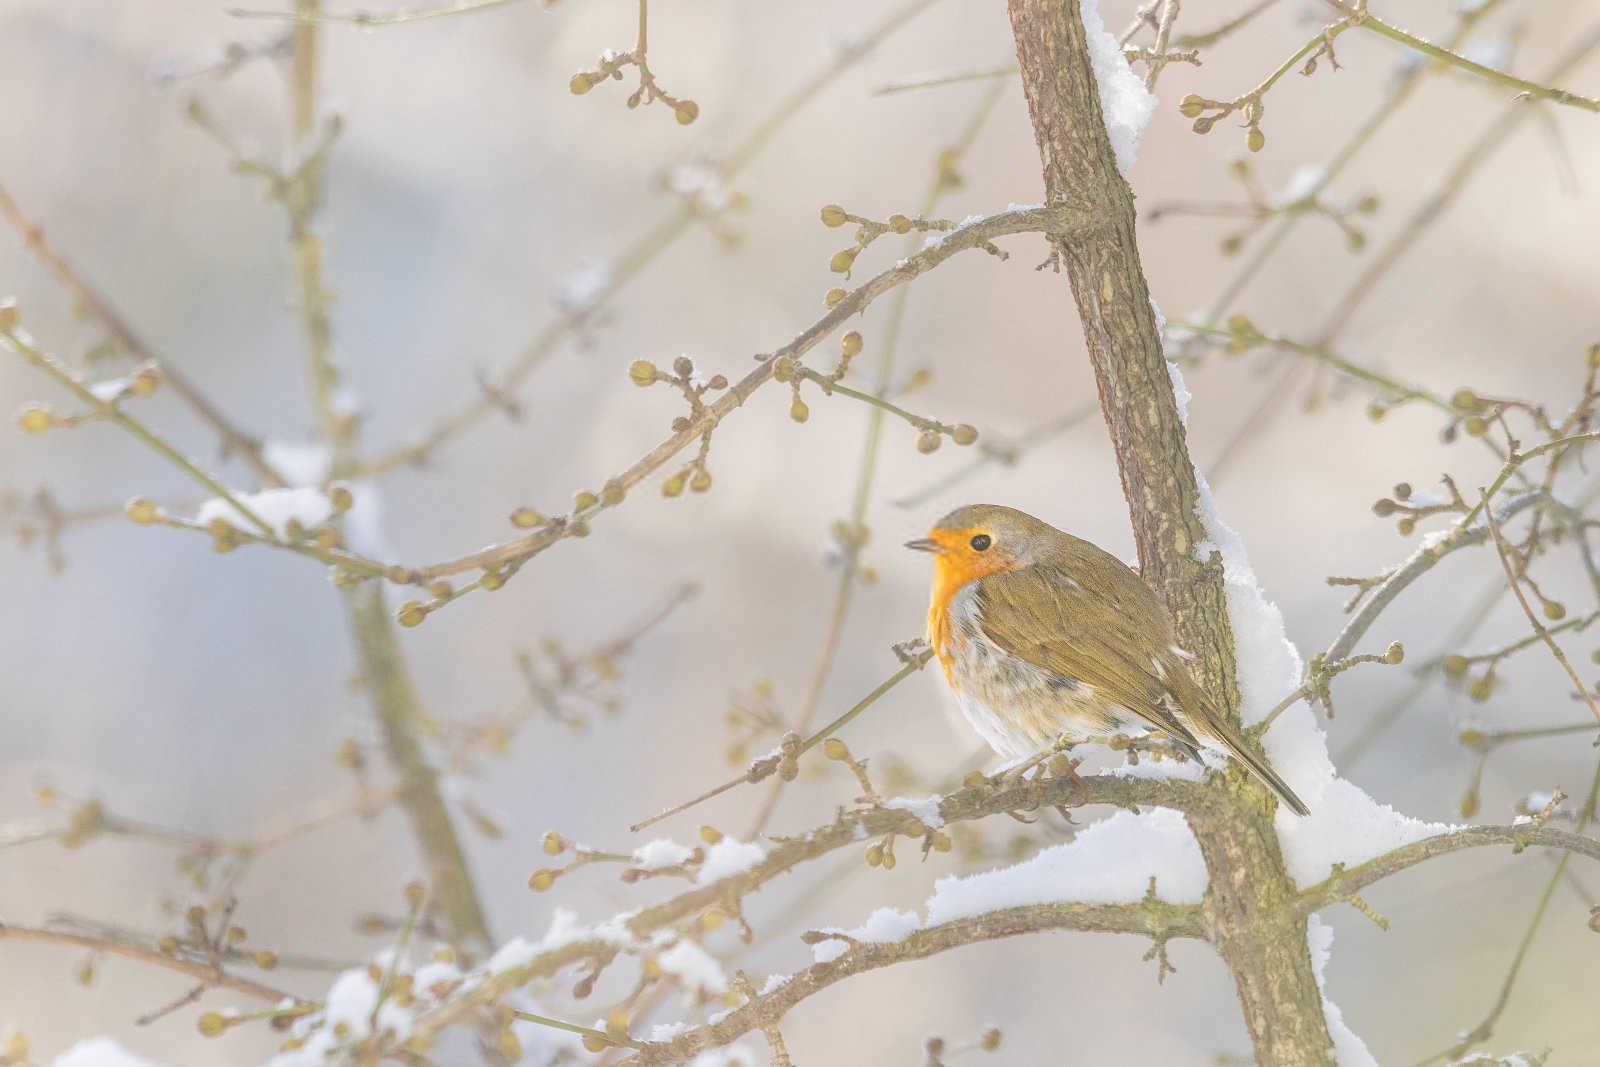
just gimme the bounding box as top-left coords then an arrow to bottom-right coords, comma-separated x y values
0,182 -> 287,487
626,899 -> 1206,1063
408,767 -> 1193,1042
1294,824 -> 1600,918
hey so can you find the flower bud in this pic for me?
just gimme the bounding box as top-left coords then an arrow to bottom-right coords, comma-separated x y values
570,72 -> 596,95
840,331 -> 862,357
1246,127 -> 1266,152
689,469 -> 712,493
674,100 -> 699,125
1178,94 -> 1205,118
820,204 -> 848,228
916,429 -> 941,453
888,213 -> 911,234
396,600 -> 427,628
17,404 -> 53,433
125,497 -> 160,524
510,506 -> 545,528
824,287 -> 847,307
772,355 -> 796,382
829,247 -> 858,273
629,360 -> 658,386
789,397 -> 810,423
950,424 -> 979,446
528,868 -> 557,891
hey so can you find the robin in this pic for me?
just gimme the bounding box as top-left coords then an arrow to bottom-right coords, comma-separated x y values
907,503 -> 1309,816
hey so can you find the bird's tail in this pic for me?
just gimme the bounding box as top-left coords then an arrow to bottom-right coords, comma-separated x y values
1204,717 -> 1310,817
1167,665 -> 1310,817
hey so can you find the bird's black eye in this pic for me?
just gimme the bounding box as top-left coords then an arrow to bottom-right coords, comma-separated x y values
970,533 -> 992,552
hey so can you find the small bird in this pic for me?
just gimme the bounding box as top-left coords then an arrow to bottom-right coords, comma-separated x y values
907,503 -> 1308,816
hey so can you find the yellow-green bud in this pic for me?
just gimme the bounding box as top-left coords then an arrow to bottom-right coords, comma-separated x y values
789,397 -> 810,423
1442,654 -> 1469,678
570,72 -> 596,95
820,204 -> 848,228
1246,126 -> 1265,153
1178,94 -> 1205,118
528,868 -> 557,891
1383,641 -> 1405,665
662,472 -> 686,497
823,738 -> 849,760
629,359 -> 658,386
888,214 -> 911,234
197,1012 -> 228,1038
829,247 -> 858,274
600,481 -> 625,507
573,490 -> 599,511
823,287 -> 847,307
325,483 -> 353,514
480,570 -> 505,591
542,830 -> 566,855
840,331 -> 862,358
396,600 -> 427,628
1544,600 -> 1566,621
916,429 -> 942,453
772,355 -> 796,382
510,506 -> 545,528
950,424 -> 979,446
125,497 -> 160,524
17,404 -> 53,433
130,367 -> 160,397
674,100 -> 699,125
689,469 -> 712,493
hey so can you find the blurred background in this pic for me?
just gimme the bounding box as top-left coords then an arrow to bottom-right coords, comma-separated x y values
3,0 -> 1599,1062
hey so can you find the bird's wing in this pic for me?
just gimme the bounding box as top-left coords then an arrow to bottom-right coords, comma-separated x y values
974,553 -> 1202,751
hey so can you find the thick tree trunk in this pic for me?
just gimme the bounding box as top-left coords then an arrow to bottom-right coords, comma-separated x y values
1004,1 -> 1335,1062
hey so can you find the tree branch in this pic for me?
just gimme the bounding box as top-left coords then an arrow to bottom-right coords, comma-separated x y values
626,899 -> 1206,1063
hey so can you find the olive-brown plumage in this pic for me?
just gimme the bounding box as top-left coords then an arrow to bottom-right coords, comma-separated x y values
909,503 -> 1308,816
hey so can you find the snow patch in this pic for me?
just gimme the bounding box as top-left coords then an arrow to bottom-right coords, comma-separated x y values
196,487 -> 332,539
1307,916 -> 1378,1067
1079,0 -> 1158,173
632,838 -> 695,870
810,907 -> 921,964
657,940 -> 728,995
52,1038 -> 168,1067
926,807 -> 1207,924
697,838 -> 767,883
885,794 -> 945,829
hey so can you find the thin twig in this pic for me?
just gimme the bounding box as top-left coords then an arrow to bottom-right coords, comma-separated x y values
1482,488 -> 1600,724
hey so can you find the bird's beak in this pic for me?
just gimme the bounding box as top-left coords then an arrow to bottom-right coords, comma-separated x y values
903,538 -> 941,554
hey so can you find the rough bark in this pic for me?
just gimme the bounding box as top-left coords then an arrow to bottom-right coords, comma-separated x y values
1004,1 -> 1336,1062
